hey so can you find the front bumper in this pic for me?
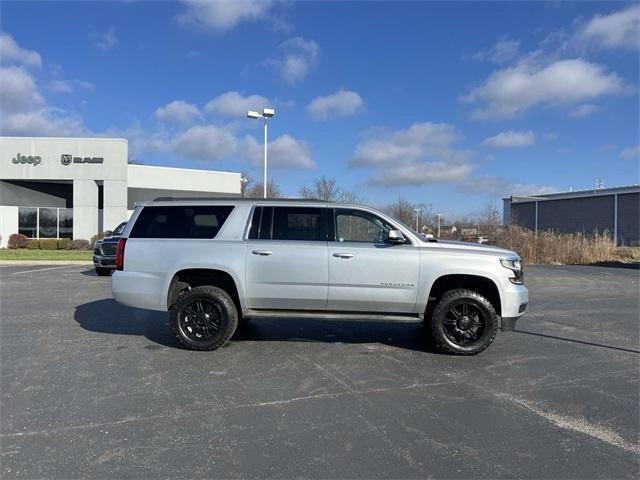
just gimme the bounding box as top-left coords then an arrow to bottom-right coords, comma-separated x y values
93,255 -> 116,268
499,282 -> 528,331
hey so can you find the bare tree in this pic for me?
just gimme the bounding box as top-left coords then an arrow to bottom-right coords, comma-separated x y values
382,197 -> 432,231
245,179 -> 282,198
478,200 -> 501,238
299,176 -> 362,203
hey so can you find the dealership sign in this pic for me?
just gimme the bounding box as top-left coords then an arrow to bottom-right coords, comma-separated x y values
61,154 -> 104,165
12,153 -> 41,165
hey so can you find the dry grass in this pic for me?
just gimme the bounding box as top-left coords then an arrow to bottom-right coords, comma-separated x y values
493,226 -> 635,265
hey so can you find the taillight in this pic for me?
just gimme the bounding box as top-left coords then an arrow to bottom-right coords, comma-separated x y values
116,238 -> 127,271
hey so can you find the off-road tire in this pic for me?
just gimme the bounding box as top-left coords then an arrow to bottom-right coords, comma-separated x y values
427,289 -> 498,355
170,286 -> 238,351
95,267 -> 112,276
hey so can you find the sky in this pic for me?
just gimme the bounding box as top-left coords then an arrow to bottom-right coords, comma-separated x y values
1,0 -> 639,218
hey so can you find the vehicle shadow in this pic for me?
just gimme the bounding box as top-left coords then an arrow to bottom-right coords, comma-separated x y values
74,299 -> 179,348
233,318 -> 438,354
514,329 -> 640,354
585,261 -> 640,270
74,299 -> 437,353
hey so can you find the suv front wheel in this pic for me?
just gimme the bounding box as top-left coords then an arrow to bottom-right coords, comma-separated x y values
427,289 -> 498,355
170,286 -> 238,351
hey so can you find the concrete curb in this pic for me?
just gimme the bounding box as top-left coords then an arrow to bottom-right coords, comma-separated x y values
0,260 -> 93,266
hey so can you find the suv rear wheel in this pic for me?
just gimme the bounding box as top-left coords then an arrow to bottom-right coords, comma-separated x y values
427,289 -> 498,355
170,286 -> 238,351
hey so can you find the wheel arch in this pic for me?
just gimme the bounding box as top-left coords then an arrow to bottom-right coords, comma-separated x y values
167,268 -> 243,314
426,274 -> 501,316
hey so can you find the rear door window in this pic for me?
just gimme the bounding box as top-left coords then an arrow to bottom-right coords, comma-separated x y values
130,206 -> 234,239
271,207 -> 328,241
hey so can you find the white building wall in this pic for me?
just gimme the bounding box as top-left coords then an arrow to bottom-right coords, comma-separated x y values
127,164 -> 241,195
0,206 -> 19,248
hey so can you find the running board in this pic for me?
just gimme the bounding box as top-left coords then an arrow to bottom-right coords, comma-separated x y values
243,309 -> 422,322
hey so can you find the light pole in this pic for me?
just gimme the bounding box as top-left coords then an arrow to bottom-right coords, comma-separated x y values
247,108 -> 275,198
436,214 -> 442,238
413,208 -> 421,232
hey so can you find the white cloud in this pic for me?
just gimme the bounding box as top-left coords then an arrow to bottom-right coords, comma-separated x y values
171,125 -> 238,161
0,32 -> 42,68
461,175 -> 556,196
1,110 -> 86,137
462,59 -> 626,119
541,132 -> 558,141
568,104 -> 599,118
474,37 -> 520,64
307,89 -> 364,120
349,122 -> 474,187
351,122 -> 469,167
94,27 -> 119,51
576,5 -> 640,50
205,91 -> 270,117
267,37 -> 320,84
0,40 -> 89,137
369,162 -> 475,187
177,0 -> 275,32
244,134 -> 315,169
48,80 -> 73,93
155,100 -> 203,125
0,66 -> 44,114
619,145 -> 640,159
482,130 -> 535,148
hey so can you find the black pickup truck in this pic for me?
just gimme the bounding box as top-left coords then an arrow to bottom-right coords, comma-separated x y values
93,222 -> 127,276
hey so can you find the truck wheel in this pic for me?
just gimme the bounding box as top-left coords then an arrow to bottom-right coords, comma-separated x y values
95,267 -> 112,276
170,286 -> 238,351
427,289 -> 498,355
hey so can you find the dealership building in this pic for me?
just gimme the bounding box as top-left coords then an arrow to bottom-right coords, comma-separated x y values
0,137 -> 242,247
503,184 -> 640,246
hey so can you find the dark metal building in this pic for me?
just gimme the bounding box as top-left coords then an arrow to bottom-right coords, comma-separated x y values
503,184 -> 640,246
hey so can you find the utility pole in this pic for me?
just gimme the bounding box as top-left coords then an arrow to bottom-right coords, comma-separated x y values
436,213 -> 442,238
413,208 -> 421,232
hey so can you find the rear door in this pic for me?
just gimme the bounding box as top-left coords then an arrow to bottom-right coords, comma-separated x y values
327,208 -> 420,313
245,205 -> 329,310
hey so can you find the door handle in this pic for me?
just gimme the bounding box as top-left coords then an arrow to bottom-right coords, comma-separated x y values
333,252 -> 354,259
252,250 -> 272,256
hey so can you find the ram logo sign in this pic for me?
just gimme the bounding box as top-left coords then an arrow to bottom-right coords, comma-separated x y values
61,154 -> 104,165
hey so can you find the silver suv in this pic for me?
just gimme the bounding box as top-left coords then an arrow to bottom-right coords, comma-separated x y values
112,198 -> 528,355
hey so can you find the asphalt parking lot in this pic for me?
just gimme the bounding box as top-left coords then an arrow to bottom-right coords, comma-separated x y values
1,264 -> 638,479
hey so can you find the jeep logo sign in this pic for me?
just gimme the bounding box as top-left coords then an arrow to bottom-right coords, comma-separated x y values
61,154 -> 104,165
12,153 -> 41,165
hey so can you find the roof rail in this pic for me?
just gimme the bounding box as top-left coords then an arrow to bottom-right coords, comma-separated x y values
152,196 -> 333,203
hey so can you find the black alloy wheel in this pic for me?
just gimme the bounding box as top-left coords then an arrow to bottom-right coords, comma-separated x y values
427,289 -> 498,355
170,286 -> 238,351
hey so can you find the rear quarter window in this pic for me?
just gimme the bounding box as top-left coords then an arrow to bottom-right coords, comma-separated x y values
129,206 -> 234,239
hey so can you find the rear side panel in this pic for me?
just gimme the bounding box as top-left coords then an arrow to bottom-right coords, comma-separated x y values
111,204 -> 249,311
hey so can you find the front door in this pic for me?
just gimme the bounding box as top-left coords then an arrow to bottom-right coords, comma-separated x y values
245,205 -> 329,310
327,208 -> 420,313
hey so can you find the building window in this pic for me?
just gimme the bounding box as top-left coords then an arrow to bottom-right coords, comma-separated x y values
18,208 -> 37,238
18,207 -> 74,239
39,208 -> 58,239
59,209 -> 73,239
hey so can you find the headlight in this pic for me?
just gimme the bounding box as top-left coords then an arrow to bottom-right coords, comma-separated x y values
500,258 -> 524,284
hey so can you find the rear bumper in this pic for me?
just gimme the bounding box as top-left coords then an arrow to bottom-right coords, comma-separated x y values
111,270 -> 166,311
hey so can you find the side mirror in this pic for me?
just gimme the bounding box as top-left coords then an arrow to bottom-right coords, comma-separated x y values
387,229 -> 406,244
104,230 -> 112,236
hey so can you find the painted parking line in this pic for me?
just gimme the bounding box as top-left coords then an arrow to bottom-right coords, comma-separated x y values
11,265 -> 80,275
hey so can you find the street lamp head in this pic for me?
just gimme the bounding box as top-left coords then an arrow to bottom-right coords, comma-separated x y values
262,108 -> 275,118
246,110 -> 260,119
